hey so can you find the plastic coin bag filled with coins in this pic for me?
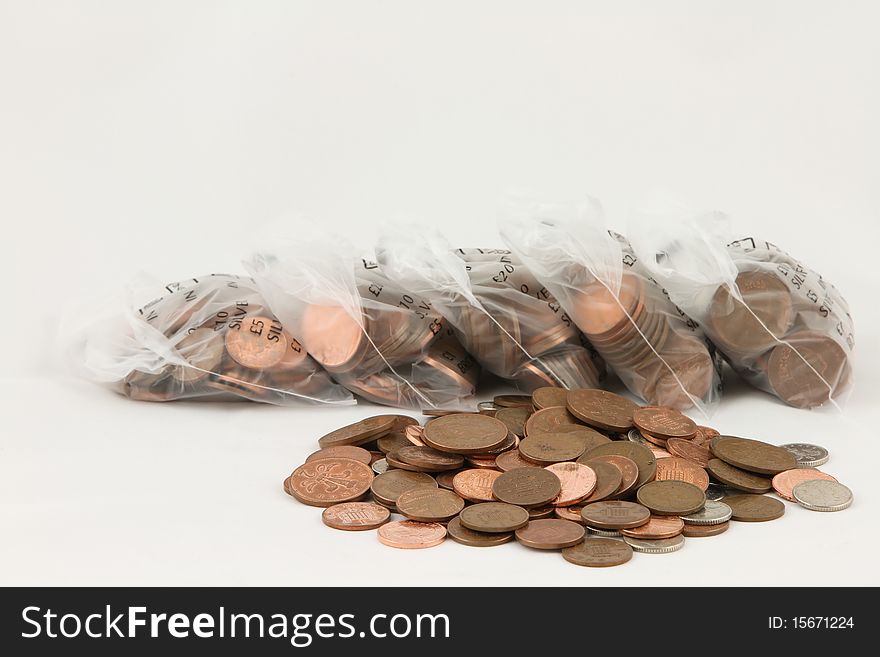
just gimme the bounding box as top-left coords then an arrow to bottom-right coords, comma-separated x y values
62,273 -> 354,405
629,211 -> 854,409
244,234 -> 480,411
376,230 -> 606,391
500,196 -> 722,414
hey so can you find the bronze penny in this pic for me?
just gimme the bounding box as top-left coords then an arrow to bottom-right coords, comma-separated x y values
397,487 -> 465,522
633,406 -> 697,439
404,424 -> 425,446
767,330 -> 850,409
494,394 -> 534,408
519,432 -> 587,465
640,430 -> 668,447
466,455 -> 503,469
392,445 -> 464,471
559,426 -> 613,452
581,441 -> 657,489
376,432 -> 412,454
711,436 -> 798,475
621,515 -> 684,539
581,500 -> 651,529
532,387 -> 570,410
492,467 -> 562,508
495,449 -> 540,471
562,537 -> 633,567
459,502 -> 530,533
529,505 -> 555,519
772,468 -> 837,502
452,469 -> 503,502
322,502 -> 390,531
377,520 -> 447,549
494,407 -> 531,437
666,437 -> 711,468
636,480 -> 705,516
578,461 -> 623,504
306,445 -> 373,465
524,406 -> 581,436
318,415 -> 397,448
707,458 -> 772,494
654,457 -> 710,492
435,469 -> 461,490
446,516 -> 514,547
545,462 -> 598,506
554,506 -> 586,524
585,455 -> 639,499
370,469 -> 437,506
515,519 -> 586,549
682,521 -> 729,537
725,494 -> 786,522
286,457 -> 374,507
694,425 -> 720,446
422,414 -> 509,454
566,388 -> 639,432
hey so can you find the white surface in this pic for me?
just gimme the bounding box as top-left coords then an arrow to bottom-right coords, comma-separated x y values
1,1 -> 878,586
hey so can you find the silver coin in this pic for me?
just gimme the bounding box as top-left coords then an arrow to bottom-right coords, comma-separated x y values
372,458 -> 389,475
705,483 -> 728,501
792,479 -> 852,512
478,401 -> 499,415
680,500 -> 732,525
587,526 -> 622,537
627,429 -> 651,446
624,534 -> 685,554
780,443 -> 829,468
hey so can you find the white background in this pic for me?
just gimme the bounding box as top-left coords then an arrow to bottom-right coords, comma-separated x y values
1,1 -> 878,586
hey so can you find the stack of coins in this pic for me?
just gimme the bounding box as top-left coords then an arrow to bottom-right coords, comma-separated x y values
283,386 -> 851,565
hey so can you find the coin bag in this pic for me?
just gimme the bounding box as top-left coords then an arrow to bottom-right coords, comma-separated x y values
629,210 -> 854,409
62,274 -> 354,405
376,229 -> 605,391
245,235 -> 480,411
499,195 -> 721,414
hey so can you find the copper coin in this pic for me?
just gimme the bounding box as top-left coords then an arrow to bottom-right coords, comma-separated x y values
492,468 -> 562,508
318,415 -> 397,448
682,521 -> 729,538
767,331 -> 850,409
581,501 -> 651,529
519,432 -> 587,465
580,441 -> 657,489
636,480 -> 705,516
771,468 -> 837,502
376,432 -> 412,454
404,424 -> 426,446
666,437 -> 711,468
306,445 -> 373,465
529,505 -> 555,519
466,455 -> 502,469
633,406 -> 697,438
559,426 -> 613,452
422,414 -> 509,454
459,502 -> 530,533
515,519 -> 586,549
545,462 -> 598,506
322,502 -> 390,531
453,469 -> 503,502
562,537 -> 633,567
711,436 -> 798,475
494,407 -> 530,437
435,469 -> 460,490
532,387 -> 570,410
640,430 -> 669,447
224,315 -> 289,369
300,304 -> 364,371
494,394 -> 534,408
578,461 -> 623,504
524,406 -> 581,436
621,515 -> 684,539
554,506 -> 586,524
706,458 -> 772,494
171,328 -> 225,383
725,494 -> 786,522
654,457 -> 710,492
393,445 -> 464,471
566,389 -> 639,432
495,449 -> 541,471
370,469 -> 437,506
286,458 -> 374,507
694,425 -> 720,446
377,520 -> 447,549
397,487 -> 465,522
585,455 -> 639,498
446,516 -> 514,547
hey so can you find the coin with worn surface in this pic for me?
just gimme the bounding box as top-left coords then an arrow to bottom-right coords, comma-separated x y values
376,432 -> 412,454
554,506 -> 586,524
624,534 -> 685,554
633,407 -> 697,438
397,487 -> 465,522
666,437 -> 711,468
621,515 -> 684,539
492,467 -> 562,508
434,469 -> 459,490
322,502 -> 390,531
286,458 -> 374,507
584,454 -> 639,498
725,494 -> 786,522
318,415 -> 397,448
422,414 -> 509,454
370,469 -> 437,506
562,537 -> 633,567
792,480 -> 853,512
655,457 -> 710,492
529,505 -> 555,519
581,441 -> 657,489
532,387 -> 570,410
578,461 -> 624,504
637,480 -> 705,516
683,521 -> 729,537
495,407 -> 530,437
561,426 -> 613,452
453,468 -> 503,502
515,519 -> 586,549
567,389 -> 639,432
377,520 -> 447,549
780,443 -> 830,468
545,462 -> 598,506
466,455 -> 502,469
680,500 -> 732,525
519,432 -> 587,465
581,501 -> 651,529
772,469 -> 837,502
306,445 -> 373,465
393,445 -> 464,471
707,458 -> 772,494
446,516 -> 514,547
371,458 -> 389,475
495,449 -> 540,471
459,502 -> 530,533
711,436 -> 797,475
494,394 -> 533,408
524,406 -> 581,436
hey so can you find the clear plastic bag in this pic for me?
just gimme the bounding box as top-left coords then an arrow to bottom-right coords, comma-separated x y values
62,273 -> 354,405
244,235 -> 480,411
376,230 -> 606,392
629,211 -> 854,409
499,196 -> 722,414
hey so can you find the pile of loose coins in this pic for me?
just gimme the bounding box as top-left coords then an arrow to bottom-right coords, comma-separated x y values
283,388 -> 853,567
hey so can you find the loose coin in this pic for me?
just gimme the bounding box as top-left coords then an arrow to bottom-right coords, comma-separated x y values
466,455 -> 502,469
515,519 -> 586,549
435,469 -> 460,490
492,468 -> 562,508
624,534 -> 685,554
580,441 -> 657,489
567,388 -> 639,432
578,462 -> 623,504
554,506 -> 586,524
792,480 -> 853,512
655,457 -> 710,492
532,387 -> 570,410
446,516 -> 514,547
621,515 -> 684,539
562,537 -> 633,567
322,502 -> 390,531
495,407 -> 530,437
286,458 -> 374,507
397,487 -> 465,522
477,401 -> 499,416
780,443 -> 830,468
725,494 -> 786,522
707,458 -> 772,494
318,415 -> 397,448
580,501 -> 651,529
519,432 -> 587,465
495,449 -> 540,471
633,407 -> 697,438
524,406 -> 581,436
453,469 -> 503,502
370,469 -> 437,506
459,502 -> 530,533
494,394 -> 533,408
393,445 -> 464,471
371,458 -> 389,475
711,436 -> 797,475
705,483 -> 728,501
585,455 -> 639,498
587,527 -> 623,537
422,414 -> 509,454
529,505 -> 555,519
377,520 -> 447,549
545,462 -> 598,506
772,469 -> 837,502
683,521 -> 729,538
306,445 -> 373,465
680,500 -> 732,525
376,432 -> 412,454
666,437 -> 711,468
637,480 -> 705,516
